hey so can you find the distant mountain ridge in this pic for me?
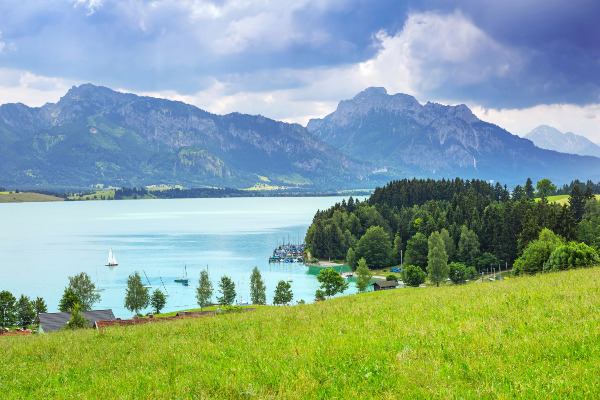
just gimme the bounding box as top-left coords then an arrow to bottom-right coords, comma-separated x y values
307,87 -> 600,185
524,125 -> 600,158
0,84 -> 379,189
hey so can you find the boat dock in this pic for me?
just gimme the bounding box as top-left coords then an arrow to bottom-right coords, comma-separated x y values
269,243 -> 305,263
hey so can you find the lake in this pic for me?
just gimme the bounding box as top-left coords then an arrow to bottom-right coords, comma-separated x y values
0,196 -> 356,318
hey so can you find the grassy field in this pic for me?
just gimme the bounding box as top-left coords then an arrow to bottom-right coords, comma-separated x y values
536,194 -> 600,205
2,267 -> 600,398
0,191 -> 63,203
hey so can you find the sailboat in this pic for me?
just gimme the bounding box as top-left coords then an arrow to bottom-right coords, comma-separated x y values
287,262 -> 293,282
92,267 -> 105,292
159,275 -> 170,297
174,263 -> 189,285
142,270 -> 152,288
105,248 -> 118,266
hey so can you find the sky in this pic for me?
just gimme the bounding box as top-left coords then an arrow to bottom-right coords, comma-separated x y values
0,0 -> 599,141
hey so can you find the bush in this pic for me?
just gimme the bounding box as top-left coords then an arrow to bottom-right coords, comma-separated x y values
448,262 -> 467,284
386,274 -> 398,282
401,265 -> 426,287
545,242 -> 600,271
466,266 -> 479,280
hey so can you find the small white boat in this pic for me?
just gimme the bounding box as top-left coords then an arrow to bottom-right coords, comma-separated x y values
105,248 -> 118,266
92,267 -> 105,292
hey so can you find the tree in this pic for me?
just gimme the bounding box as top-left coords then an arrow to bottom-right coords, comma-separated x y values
525,178 -> 535,199
545,242 -> 600,271
457,225 -> 480,265
33,297 -> 47,315
58,288 -> 80,312
427,231 -> 449,287
569,184 -> 585,222
392,234 -> 403,265
355,226 -> 391,269
355,258 -> 372,293
16,295 -> 36,329
65,303 -> 89,330
513,229 -> 564,275
0,290 -> 17,329
150,289 -> 167,314
273,280 -> 293,305
439,228 -> 455,261
536,179 -> 557,197
216,276 -> 236,306
196,270 -> 213,310
448,262 -> 467,284
67,272 -> 101,311
401,265 -> 426,287
314,289 -> 326,301
124,271 -> 150,316
404,232 -> 428,270
249,267 -> 266,305
316,268 -> 349,298
346,248 -> 357,271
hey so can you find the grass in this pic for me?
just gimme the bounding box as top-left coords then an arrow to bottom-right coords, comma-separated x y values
2,267 -> 600,398
536,194 -> 600,205
0,191 -> 63,203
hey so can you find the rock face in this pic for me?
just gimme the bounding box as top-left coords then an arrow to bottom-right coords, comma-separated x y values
307,87 -> 600,185
525,125 -> 600,158
0,84 -> 375,189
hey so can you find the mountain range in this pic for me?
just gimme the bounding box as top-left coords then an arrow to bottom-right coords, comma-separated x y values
1,84 -> 599,190
307,87 -> 600,185
524,125 -> 600,158
0,84 -> 380,190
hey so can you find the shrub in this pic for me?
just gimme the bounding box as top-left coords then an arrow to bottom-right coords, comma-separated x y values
401,265 -> 426,287
386,274 -> 398,282
448,262 -> 467,284
545,242 -> 600,271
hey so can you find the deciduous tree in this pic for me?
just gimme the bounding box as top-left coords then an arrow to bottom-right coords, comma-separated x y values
316,268 -> 349,298
16,295 -> 36,328
67,272 -> 100,311
150,289 -> 167,314
273,280 -> 293,305
124,271 -> 150,316
355,226 -> 391,269
401,265 -> 426,287
249,266 -> 266,305
427,231 -> 449,287
355,257 -> 372,293
0,290 -> 17,329
216,276 -> 236,306
196,270 -> 213,310
58,288 -> 80,312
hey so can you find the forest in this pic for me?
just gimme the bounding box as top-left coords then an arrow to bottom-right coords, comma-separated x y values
305,177 -> 600,278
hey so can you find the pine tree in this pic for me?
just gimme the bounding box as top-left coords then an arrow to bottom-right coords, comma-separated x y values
427,231 -> 449,287
196,270 -> 213,310
33,297 -> 47,315
569,184 -> 585,222
0,291 -> 18,329
525,178 -> 535,199
249,266 -> 266,305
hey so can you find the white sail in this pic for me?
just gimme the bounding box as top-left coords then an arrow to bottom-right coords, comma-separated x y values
106,248 -> 118,266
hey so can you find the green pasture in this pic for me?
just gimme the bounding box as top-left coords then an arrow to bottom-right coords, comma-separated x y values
2,267 -> 600,398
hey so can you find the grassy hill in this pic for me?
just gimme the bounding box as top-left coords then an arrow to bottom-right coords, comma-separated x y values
0,191 -> 63,203
2,267 -> 600,398
535,194 -> 600,205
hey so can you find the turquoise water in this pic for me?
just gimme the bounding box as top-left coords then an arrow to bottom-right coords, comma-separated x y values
0,197 -> 356,318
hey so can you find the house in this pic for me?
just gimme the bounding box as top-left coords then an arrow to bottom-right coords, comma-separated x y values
372,280 -> 399,291
36,309 -> 116,333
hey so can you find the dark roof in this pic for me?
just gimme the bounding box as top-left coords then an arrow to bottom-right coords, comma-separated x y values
37,309 -> 116,333
372,280 -> 399,288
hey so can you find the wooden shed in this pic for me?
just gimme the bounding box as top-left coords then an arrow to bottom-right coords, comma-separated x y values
372,280 -> 399,291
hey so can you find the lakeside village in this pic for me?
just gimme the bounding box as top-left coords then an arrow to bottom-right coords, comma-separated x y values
1,240 -> 400,336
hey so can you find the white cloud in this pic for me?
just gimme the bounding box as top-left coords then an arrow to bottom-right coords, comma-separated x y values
0,69 -> 78,106
71,0 -> 103,15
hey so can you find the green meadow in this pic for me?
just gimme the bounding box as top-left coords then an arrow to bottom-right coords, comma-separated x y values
0,191 -> 63,203
2,267 -> 600,398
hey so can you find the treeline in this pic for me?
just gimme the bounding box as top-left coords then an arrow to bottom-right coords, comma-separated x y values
305,177 -> 600,273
